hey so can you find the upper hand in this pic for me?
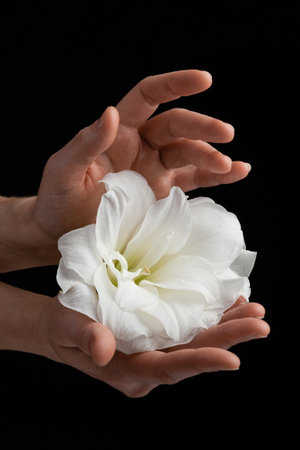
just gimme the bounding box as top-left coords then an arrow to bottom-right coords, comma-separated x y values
33,70 -> 251,252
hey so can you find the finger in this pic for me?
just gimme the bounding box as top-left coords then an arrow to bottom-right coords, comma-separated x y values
58,304 -> 116,367
140,108 -> 235,148
57,106 -> 119,173
114,347 -> 240,394
160,138 -> 232,173
174,318 -> 270,351
116,69 -> 213,127
220,302 -> 266,323
76,320 -> 116,367
223,295 -> 248,312
172,160 -> 251,192
150,347 -> 240,385
89,323 -> 117,367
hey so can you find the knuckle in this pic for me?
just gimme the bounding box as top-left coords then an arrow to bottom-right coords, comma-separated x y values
139,77 -> 158,107
167,108 -> 187,136
141,75 -> 154,85
169,107 -> 184,119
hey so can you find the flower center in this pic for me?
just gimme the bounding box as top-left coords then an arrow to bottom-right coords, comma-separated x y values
105,251 -> 152,287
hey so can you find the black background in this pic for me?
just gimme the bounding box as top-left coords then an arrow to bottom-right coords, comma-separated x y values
0,1 -> 292,448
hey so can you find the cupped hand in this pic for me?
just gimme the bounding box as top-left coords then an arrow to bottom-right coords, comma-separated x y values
33,70 -> 251,251
40,296 -> 269,398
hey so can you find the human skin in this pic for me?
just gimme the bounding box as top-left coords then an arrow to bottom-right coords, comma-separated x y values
0,69 -> 266,396
0,283 -> 269,398
0,70 -> 251,272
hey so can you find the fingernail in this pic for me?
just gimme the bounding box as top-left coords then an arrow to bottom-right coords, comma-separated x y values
245,162 -> 252,172
223,365 -> 240,371
96,107 -> 109,129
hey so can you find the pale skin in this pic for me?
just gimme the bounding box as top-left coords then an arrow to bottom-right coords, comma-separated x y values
0,70 -> 270,397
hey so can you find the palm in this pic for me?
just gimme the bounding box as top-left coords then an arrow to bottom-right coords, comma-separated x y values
91,124 -> 142,181
96,125 -> 171,198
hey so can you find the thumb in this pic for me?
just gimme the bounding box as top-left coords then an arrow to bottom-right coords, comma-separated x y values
60,106 -> 120,171
78,317 -> 116,367
88,321 -> 117,367
59,303 -> 117,367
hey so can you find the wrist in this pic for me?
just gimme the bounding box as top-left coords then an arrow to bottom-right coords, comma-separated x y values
0,196 -> 60,272
0,282 -> 53,358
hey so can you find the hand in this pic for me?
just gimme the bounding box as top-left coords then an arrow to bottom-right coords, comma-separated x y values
39,296 -> 270,398
33,70 -> 251,256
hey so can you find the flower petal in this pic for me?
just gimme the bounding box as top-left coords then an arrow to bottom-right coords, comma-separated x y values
94,264 -> 156,352
97,170 -> 156,256
95,186 -> 130,258
230,249 -> 257,277
218,267 -> 251,304
182,198 -> 245,272
129,230 -> 175,273
57,224 -> 99,285
100,170 -> 156,206
137,297 -> 181,342
142,289 -> 206,341
142,254 -> 222,303
124,187 -> 192,270
115,276 -> 159,311
211,250 -> 256,308
56,171 -> 256,355
57,260 -> 99,321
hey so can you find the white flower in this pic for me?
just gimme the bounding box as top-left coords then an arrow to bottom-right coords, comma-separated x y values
57,170 -> 256,354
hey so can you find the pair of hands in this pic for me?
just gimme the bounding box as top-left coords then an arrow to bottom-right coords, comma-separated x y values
19,70 -> 269,397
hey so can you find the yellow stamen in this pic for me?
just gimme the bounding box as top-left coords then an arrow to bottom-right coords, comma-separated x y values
143,266 -> 151,274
